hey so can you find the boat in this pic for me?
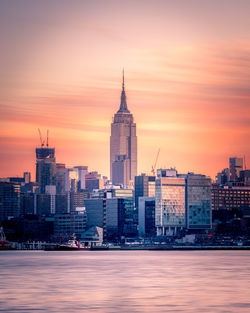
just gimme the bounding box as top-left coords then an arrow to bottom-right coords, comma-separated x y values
59,239 -> 84,250
0,227 -> 9,250
45,234 -> 90,251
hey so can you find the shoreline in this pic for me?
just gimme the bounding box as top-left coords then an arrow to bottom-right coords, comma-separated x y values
1,245 -> 250,251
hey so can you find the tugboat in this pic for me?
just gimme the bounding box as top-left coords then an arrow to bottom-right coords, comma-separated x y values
45,234 -> 90,251
0,227 -> 9,250
59,237 -> 83,250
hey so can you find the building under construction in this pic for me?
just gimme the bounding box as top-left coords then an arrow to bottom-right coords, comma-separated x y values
36,129 -> 56,194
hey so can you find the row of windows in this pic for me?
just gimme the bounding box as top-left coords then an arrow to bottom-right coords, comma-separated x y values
214,191 -> 250,195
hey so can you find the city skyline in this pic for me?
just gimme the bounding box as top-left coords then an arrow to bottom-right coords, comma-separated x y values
1,0 -> 250,180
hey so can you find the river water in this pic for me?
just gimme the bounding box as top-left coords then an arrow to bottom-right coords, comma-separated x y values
0,250 -> 249,313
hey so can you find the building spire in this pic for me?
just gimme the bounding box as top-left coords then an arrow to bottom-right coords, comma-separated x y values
122,68 -> 125,90
118,69 -> 130,113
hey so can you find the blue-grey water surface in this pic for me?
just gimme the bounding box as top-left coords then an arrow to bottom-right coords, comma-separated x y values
0,250 -> 250,313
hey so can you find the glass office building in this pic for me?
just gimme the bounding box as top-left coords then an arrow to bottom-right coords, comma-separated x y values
155,169 -> 211,235
186,175 -> 211,230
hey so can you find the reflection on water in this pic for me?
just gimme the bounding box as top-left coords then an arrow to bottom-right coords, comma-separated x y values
0,251 -> 250,313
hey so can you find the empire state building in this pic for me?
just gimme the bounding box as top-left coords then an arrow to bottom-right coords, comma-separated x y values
110,71 -> 137,186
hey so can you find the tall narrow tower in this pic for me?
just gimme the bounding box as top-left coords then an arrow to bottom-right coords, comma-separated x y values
36,131 -> 56,194
110,71 -> 137,186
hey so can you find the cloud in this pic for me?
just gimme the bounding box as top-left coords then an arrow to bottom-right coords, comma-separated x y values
1,40 -> 250,178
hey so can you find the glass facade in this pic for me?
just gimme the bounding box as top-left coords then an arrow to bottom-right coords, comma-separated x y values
155,177 -> 186,235
138,197 -> 156,237
186,176 -> 211,229
155,170 -> 212,235
134,175 -> 155,209
123,197 -> 137,236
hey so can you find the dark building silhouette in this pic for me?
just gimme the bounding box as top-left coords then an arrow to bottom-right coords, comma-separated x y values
70,191 -> 88,212
0,182 -> 20,222
2,215 -> 54,241
216,168 -> 230,185
212,184 -> 250,212
55,163 -> 66,194
105,198 -> 125,241
55,195 -> 68,214
134,174 -> 156,209
229,157 -> 243,182
36,147 -> 56,194
21,192 -> 35,215
85,172 -> 103,193
240,170 -> 250,186
138,197 -> 156,237
84,199 -> 106,235
54,212 -> 87,239
36,194 -> 51,216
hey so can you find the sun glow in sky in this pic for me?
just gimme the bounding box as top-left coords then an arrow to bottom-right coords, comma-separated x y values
0,0 -> 250,179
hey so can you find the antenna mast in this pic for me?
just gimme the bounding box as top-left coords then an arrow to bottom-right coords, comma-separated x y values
46,129 -> 49,147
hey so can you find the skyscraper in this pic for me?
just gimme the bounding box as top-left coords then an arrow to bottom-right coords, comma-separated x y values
36,146 -> 56,194
110,71 -> 137,186
134,174 -> 156,209
229,157 -> 243,182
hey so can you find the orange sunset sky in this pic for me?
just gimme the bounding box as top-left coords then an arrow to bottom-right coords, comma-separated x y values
0,0 -> 250,180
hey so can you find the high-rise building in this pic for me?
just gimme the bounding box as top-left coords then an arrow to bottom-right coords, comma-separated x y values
138,196 -> 156,237
35,194 -> 51,216
21,192 -> 35,215
73,166 -> 88,190
23,172 -> 31,184
229,157 -> 243,182
212,184 -> 250,211
106,198 -> 125,241
135,174 -> 156,209
186,174 -> 211,230
84,193 -> 137,241
0,182 -> 21,222
54,211 -> 87,239
84,199 -> 106,232
85,171 -> 104,193
110,71 -> 137,186
216,168 -> 230,185
55,195 -> 68,214
240,170 -> 250,186
65,168 -> 79,193
55,163 -> 66,195
155,169 -> 211,235
155,169 -> 186,235
70,191 -> 88,212
36,147 -> 56,194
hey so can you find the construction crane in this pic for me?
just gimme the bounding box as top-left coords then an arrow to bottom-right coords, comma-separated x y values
38,128 -> 45,147
46,129 -> 49,147
151,148 -> 160,176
